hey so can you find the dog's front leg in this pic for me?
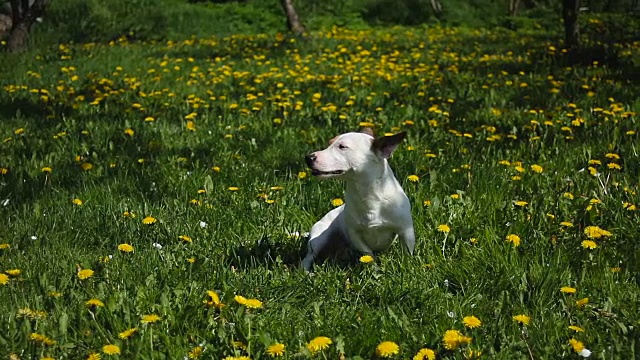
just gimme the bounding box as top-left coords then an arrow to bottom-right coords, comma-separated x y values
398,226 -> 416,255
302,230 -> 332,271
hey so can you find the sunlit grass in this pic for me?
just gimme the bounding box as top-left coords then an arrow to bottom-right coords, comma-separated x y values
0,22 -> 638,359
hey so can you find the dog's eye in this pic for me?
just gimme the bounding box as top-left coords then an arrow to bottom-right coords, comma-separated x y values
338,144 -> 348,150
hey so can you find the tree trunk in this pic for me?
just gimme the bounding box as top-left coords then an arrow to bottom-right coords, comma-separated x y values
429,0 -> 443,18
562,0 -> 580,49
509,0 -> 521,16
7,18 -> 30,52
6,0 -> 46,53
280,0 -> 305,35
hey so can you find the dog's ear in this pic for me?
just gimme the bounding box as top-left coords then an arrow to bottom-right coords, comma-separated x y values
360,127 -> 374,137
372,131 -> 407,159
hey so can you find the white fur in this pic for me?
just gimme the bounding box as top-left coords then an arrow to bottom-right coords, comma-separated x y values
302,131 -> 415,271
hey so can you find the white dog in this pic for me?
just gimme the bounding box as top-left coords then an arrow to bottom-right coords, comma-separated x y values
302,128 -> 415,271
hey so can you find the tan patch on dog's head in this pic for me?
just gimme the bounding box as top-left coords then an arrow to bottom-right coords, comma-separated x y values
328,136 -> 339,145
360,127 -> 375,137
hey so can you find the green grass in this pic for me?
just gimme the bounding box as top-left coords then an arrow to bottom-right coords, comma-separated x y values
0,20 -> 639,359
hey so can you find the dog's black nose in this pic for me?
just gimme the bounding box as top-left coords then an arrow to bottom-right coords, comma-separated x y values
305,153 -> 316,167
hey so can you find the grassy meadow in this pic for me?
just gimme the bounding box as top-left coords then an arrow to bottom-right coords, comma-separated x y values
1,19 -> 640,360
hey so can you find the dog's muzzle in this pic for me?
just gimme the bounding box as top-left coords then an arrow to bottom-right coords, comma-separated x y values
305,153 -> 345,176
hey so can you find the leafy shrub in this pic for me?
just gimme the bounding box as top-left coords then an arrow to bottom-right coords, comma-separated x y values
43,0 -> 169,42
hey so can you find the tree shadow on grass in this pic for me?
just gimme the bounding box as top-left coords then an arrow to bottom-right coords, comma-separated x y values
0,97 -> 74,127
227,234 -> 361,271
228,235 -> 306,270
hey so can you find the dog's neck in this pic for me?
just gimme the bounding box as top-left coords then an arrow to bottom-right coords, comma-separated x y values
344,160 -> 399,209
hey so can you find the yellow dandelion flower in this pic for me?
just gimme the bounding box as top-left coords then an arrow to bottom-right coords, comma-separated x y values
234,295 -> 263,309
581,240 -> 597,249
514,200 -> 528,207
423,200 -> 431,206
331,198 -> 344,207
376,341 -> 400,357
569,338 -> 585,352
41,166 -> 53,173
118,243 -> 134,252
563,192 -> 574,200
605,153 -> 619,159
560,286 -> 576,294
30,333 -> 56,346
0,273 -> 9,285
186,121 -> 197,131
505,234 -> 521,246
81,163 -> 93,171
85,298 -> 105,307
118,327 -> 137,339
141,314 -> 161,323
102,344 -> 120,355
442,330 -> 471,350
188,346 -> 204,359
232,340 -> 247,350
179,235 -> 192,243
87,353 -> 101,360
297,171 -> 307,179
568,325 -> 584,332
437,224 -> 450,233
513,314 -> 531,325
560,221 -> 574,227
187,346 -> 203,359
531,164 -> 543,173
576,297 -> 589,307
413,348 -> 436,360
450,193 -> 460,199
0,243 -> 10,250
359,255 -> 374,263
307,336 -> 332,353
228,186 -> 240,191
407,175 -> 419,182
266,343 -> 286,357
584,226 -> 612,239
462,315 -> 482,329
607,163 -> 621,170
204,290 -> 225,308
142,216 -> 157,225
5,269 -> 20,276
72,198 -> 83,206
77,269 -> 94,280
124,128 -> 134,136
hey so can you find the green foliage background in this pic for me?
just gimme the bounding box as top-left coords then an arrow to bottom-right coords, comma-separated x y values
25,0 -> 640,44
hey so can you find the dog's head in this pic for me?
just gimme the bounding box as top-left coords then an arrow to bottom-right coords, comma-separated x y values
305,128 -> 406,179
